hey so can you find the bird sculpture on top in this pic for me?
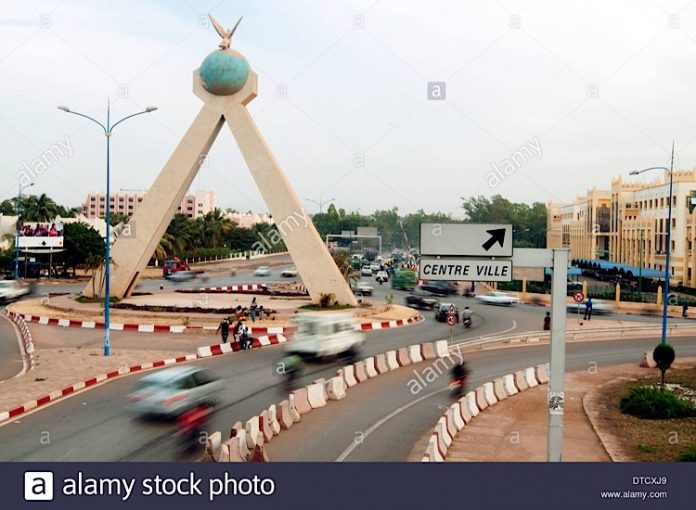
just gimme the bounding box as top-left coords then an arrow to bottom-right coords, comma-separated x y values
209,14 -> 243,50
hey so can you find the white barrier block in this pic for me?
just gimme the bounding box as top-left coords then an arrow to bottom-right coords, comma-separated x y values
205,431 -> 222,461
434,340 -> 449,358
82,321 -> 96,329
424,436 -> 444,462
245,417 -> 260,450
437,417 -> 452,448
197,346 -> 213,358
340,365 -> 358,387
503,374 -> 518,396
465,391 -> 480,418
325,377 -> 347,400
364,357 -> 378,378
450,403 -> 465,432
307,383 -> 327,409
385,350 -> 399,371
170,325 -> 186,333
408,345 -> 424,363
288,394 -> 302,422
524,367 -> 539,388
483,382 -> 497,406
445,407 -> 458,439
267,404 -> 281,436
58,319 -> 70,328
220,343 -> 233,354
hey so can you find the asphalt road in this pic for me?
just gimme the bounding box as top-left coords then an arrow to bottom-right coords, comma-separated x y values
0,311 -> 23,382
265,336 -> 696,461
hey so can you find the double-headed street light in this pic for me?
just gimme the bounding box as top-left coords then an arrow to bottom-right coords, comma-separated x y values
58,100 -> 157,356
629,142 -> 675,345
14,181 -> 35,280
305,195 -> 336,214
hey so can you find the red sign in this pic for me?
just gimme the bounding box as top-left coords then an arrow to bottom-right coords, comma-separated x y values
446,314 -> 457,326
573,291 -> 585,303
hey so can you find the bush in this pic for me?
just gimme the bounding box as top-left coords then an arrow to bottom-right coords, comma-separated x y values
676,447 -> 696,462
620,386 -> 695,419
319,293 -> 335,309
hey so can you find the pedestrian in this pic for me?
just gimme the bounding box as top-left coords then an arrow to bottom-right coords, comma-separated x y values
232,320 -> 243,343
583,298 -> 593,321
234,305 -> 244,321
241,326 -> 252,350
249,297 -> 258,322
682,302 -> 688,318
216,317 -> 230,344
543,312 -> 551,331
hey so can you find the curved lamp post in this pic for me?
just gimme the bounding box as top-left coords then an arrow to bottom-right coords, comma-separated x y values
629,142 -> 675,345
58,101 -> 157,356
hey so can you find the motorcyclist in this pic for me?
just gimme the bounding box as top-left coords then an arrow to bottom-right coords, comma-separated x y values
462,306 -> 472,326
451,360 -> 469,383
281,353 -> 303,389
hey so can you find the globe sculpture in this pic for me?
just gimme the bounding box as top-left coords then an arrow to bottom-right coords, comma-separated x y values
200,49 -> 250,96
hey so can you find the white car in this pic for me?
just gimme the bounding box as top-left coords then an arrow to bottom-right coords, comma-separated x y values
352,281 -> 374,296
281,267 -> 299,278
286,313 -> 364,360
370,262 -> 381,273
566,300 -> 614,315
476,291 -> 520,306
361,266 -> 373,276
375,270 -> 389,283
165,270 -> 198,282
254,266 -> 272,277
0,280 -> 31,304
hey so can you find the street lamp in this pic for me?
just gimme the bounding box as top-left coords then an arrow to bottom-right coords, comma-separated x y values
14,182 -> 35,279
305,195 -> 336,214
58,100 -> 157,356
629,142 -> 675,345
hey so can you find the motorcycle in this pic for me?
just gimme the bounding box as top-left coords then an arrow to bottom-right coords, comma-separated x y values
176,404 -> 212,451
449,377 -> 467,398
463,317 -> 472,329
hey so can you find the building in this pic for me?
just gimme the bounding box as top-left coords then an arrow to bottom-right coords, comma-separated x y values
223,211 -> 273,228
82,190 -> 216,220
548,168 -> 696,286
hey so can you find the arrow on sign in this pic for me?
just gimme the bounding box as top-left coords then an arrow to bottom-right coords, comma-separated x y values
482,228 -> 506,252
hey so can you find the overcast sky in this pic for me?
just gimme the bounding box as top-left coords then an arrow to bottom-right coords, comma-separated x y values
1,0 -> 695,218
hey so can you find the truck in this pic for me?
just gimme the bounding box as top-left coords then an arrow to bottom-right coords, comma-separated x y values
391,269 -> 417,291
162,257 -> 190,277
285,313 -> 364,361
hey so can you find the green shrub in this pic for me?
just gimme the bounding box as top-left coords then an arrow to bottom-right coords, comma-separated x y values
676,447 -> 696,462
620,386 -> 695,419
318,293 -> 335,309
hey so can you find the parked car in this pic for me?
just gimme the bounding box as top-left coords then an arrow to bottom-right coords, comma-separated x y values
361,266 -> 373,277
127,366 -> 223,418
476,291 -> 520,306
421,280 -> 458,296
405,287 -> 439,310
375,270 -> 389,283
0,280 -> 31,304
352,281 -> 374,296
281,267 -> 299,278
254,266 -> 272,277
285,313 -> 364,360
434,303 -> 460,323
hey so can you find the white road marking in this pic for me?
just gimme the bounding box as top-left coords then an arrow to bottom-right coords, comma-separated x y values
335,386 -> 447,462
451,319 -> 517,348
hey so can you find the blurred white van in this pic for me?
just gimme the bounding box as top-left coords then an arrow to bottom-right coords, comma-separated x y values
287,313 -> 364,360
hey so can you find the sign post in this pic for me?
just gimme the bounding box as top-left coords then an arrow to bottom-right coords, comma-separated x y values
446,306 -> 457,345
573,291 -> 585,325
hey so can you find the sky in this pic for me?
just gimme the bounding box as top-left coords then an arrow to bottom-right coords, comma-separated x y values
1,0 -> 695,218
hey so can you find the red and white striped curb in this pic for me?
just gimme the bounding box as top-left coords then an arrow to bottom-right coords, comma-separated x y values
0,353 -> 198,424
5,310 -> 36,370
14,313 -> 423,335
197,334 -> 288,358
197,284 -> 265,293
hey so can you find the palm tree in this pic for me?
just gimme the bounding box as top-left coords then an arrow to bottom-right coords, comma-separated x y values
22,193 -> 60,222
332,250 -> 360,285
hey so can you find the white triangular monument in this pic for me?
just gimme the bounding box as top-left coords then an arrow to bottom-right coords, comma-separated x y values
83,15 -> 356,306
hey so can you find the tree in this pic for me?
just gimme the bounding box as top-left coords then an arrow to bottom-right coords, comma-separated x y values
331,250 -> 359,285
60,222 -> 104,274
22,193 -> 60,222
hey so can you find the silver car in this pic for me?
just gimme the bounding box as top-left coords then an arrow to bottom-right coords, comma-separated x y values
127,366 -> 223,418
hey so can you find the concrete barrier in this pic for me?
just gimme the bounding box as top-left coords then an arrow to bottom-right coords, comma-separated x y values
226,437 -> 246,462
524,367 -> 539,388
465,391 -> 480,418
386,350 -> 400,371
204,431 -> 222,461
434,340 -> 449,358
250,441 -> 269,462
325,377 -> 347,400
449,404 -> 465,432
230,427 -> 251,461
277,400 -> 294,430
640,351 -> 657,368
375,353 -> 389,374
421,342 -> 437,360
458,396 -> 473,423
259,411 -> 273,443
267,404 -> 281,436
535,363 -> 549,384
291,387 -> 313,415
288,394 -> 302,423
364,357 -> 379,378
475,386 -> 488,410
354,360 -> 369,382
445,407 -> 458,438
493,378 -> 507,401
339,365 -> 359,387
312,378 -> 329,400
307,383 -> 327,409
245,417 -> 261,449
397,347 -> 412,366
483,382 -> 497,407
503,374 -> 518,396
424,436 -> 444,462
409,345 -> 424,363
218,439 -> 232,462
435,417 -> 452,454
514,371 -> 528,392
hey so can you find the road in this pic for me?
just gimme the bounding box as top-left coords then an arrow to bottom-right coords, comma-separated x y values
0,311 -> 23,382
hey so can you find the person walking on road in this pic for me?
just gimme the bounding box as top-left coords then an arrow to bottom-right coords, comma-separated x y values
249,297 -> 258,323
583,298 -> 593,321
543,312 -> 551,331
216,318 -> 230,344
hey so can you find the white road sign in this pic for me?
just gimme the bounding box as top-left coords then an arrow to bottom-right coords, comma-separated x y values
420,223 -> 513,257
419,257 -> 513,282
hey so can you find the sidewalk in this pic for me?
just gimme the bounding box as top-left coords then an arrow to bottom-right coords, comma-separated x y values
441,362 -> 696,462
